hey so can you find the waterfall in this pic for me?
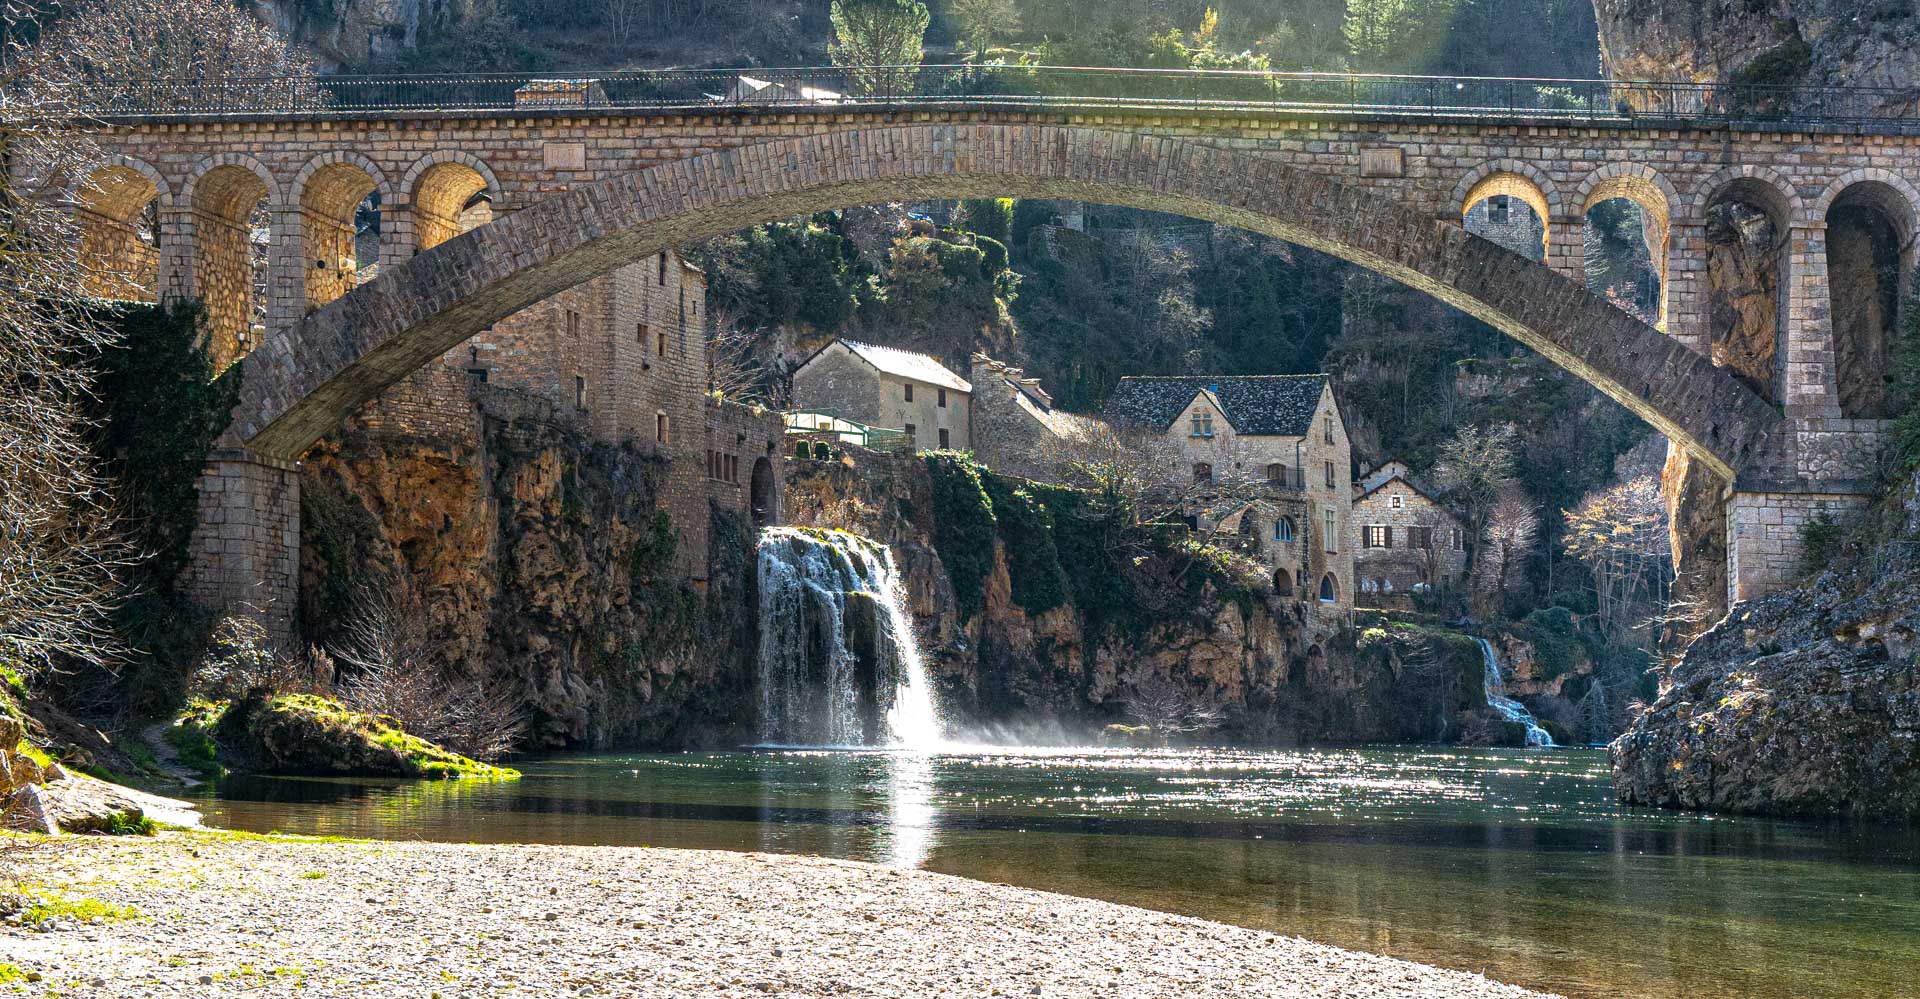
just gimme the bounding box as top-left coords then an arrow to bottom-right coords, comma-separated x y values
1474,638 -> 1553,748
755,528 -> 942,749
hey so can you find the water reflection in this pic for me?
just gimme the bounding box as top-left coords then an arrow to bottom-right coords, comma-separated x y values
190,746 -> 1920,999
882,749 -> 936,868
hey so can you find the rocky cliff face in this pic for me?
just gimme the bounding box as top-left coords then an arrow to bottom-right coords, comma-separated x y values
300,395 -> 757,750
1595,0 -> 1920,103
783,451 -> 1501,744
1614,471 -> 1920,821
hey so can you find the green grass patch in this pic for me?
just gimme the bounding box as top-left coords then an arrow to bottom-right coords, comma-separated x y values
0,962 -> 23,983
266,695 -> 519,780
15,891 -> 139,924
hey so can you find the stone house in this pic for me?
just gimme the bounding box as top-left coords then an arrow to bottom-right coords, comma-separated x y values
1350,460 -> 1470,606
967,353 -> 1104,480
790,339 -> 972,452
1106,375 -> 1355,616
411,247 -> 783,585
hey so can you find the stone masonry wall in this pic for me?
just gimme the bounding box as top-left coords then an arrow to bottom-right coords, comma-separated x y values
1351,480 -> 1470,602
791,348 -> 884,428
1727,491 -> 1874,602
185,448 -> 301,637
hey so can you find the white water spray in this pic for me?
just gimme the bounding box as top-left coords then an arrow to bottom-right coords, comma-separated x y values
755,528 -> 942,749
1474,637 -> 1553,748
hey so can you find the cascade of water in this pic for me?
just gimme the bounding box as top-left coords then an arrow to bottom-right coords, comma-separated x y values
1474,637 -> 1553,748
755,527 -> 943,749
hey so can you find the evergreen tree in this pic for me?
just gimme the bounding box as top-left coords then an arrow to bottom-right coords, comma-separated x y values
829,0 -> 929,95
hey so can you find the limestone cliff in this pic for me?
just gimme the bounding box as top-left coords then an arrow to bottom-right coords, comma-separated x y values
783,451 -> 1501,744
1614,470 -> 1920,821
1595,0 -> 1920,106
299,386 -> 757,750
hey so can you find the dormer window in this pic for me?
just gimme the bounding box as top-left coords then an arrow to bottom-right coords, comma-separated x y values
1190,411 -> 1214,437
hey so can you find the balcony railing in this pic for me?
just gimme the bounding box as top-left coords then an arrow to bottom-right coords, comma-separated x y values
37,65 -> 1920,126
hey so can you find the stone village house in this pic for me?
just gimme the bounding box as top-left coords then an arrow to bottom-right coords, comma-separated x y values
1105,375 -> 1356,617
1349,459 -> 1470,606
790,339 -> 973,452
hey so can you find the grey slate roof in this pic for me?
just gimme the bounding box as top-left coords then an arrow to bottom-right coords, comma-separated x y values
1106,375 -> 1328,436
835,340 -> 972,393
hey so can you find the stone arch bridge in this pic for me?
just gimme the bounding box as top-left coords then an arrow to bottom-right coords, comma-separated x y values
69,73 -> 1911,628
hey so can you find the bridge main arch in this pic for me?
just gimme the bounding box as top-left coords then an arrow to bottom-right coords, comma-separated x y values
233,124 -> 1779,475
192,123 -> 1796,630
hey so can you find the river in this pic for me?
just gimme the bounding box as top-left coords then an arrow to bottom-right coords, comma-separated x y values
188,746 -> 1920,998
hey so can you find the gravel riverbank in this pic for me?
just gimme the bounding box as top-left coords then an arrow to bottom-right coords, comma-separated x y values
3,833 -> 1553,997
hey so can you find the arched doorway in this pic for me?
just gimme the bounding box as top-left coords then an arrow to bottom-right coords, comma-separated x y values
1274,568 -> 1293,597
750,457 -> 776,528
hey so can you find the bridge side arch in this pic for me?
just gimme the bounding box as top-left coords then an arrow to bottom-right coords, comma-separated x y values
1818,169 -> 1920,419
235,126 -> 1780,481
72,154 -> 170,302
292,152 -> 395,313
401,151 -> 502,252
183,153 -> 283,371
1574,163 -> 1681,325
1452,160 -> 1560,261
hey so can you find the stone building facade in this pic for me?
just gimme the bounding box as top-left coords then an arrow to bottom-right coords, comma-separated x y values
966,353 -> 1102,480
1107,375 -> 1356,618
1350,460 -> 1470,606
791,340 -> 972,452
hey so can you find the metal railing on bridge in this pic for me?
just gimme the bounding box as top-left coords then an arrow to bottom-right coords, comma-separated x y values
41,65 -> 1920,126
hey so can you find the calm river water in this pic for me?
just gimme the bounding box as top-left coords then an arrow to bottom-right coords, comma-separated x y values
189,746 -> 1920,998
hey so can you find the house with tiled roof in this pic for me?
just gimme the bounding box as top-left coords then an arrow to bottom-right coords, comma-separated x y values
1350,459 -> 1470,607
1107,374 -> 1354,615
791,339 -> 972,452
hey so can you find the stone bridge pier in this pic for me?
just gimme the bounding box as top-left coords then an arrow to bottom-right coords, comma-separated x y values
185,446 -> 302,637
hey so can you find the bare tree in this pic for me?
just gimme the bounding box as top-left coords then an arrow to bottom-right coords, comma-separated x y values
706,309 -> 778,407
0,5 -> 144,680
190,612 -> 325,700
331,580 -> 526,762
1119,667 -> 1224,745
1475,489 -> 1538,607
26,0 -> 315,111
947,0 -> 1019,59
1563,475 -> 1671,642
1435,421 -> 1520,577
1032,419 -> 1184,522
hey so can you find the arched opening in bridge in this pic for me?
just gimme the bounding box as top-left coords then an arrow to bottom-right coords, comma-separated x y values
1825,181 -> 1912,419
1581,178 -> 1669,327
299,162 -> 383,314
1704,177 -> 1792,403
750,457 -> 776,528
1461,172 -> 1548,262
191,164 -> 272,372
413,161 -> 494,252
76,164 -> 161,303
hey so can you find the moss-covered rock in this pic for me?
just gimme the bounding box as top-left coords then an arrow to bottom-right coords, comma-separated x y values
214,693 -> 518,780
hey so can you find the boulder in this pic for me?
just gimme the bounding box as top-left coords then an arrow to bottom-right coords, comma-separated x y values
4,784 -> 56,835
